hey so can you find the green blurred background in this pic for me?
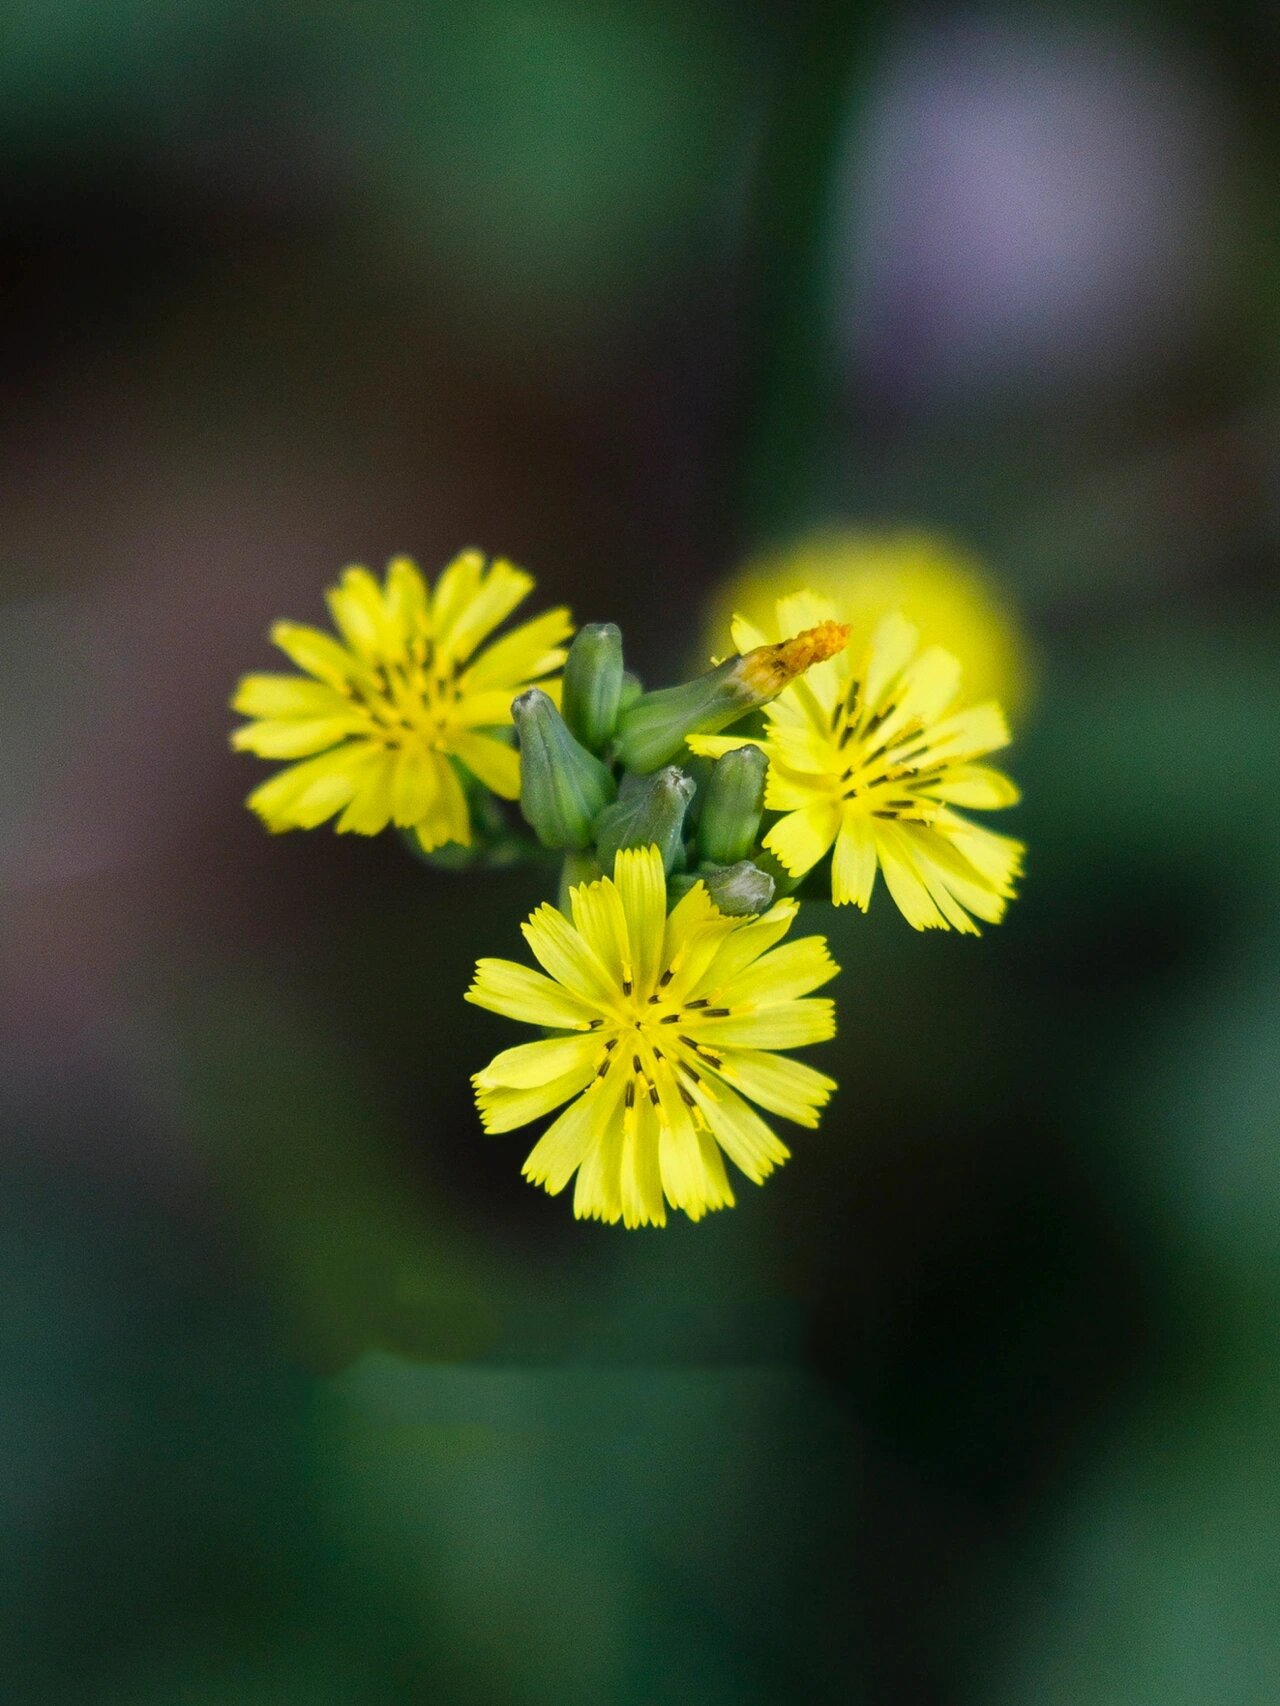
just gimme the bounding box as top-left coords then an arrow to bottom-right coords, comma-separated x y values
2,3 -> 1278,1702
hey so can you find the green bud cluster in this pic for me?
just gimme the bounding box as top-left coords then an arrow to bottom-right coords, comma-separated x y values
505,617 -> 848,917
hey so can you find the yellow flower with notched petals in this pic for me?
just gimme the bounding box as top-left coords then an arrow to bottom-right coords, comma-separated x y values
231,551 -> 570,853
690,593 -> 1024,933
466,845 -> 839,1227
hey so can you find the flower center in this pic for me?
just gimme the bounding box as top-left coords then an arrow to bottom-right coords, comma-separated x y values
343,635 -> 465,751
586,981 -> 734,1118
824,686 -> 943,823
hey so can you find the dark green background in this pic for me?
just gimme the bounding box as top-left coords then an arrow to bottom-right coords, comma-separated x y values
2,3 -> 1278,1701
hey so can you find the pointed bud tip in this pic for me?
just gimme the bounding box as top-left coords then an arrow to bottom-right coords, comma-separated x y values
702,860 -> 776,916
737,621 -> 850,697
652,765 -> 696,803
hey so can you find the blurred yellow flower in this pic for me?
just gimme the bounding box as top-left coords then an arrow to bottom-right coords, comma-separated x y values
707,530 -> 1029,713
467,845 -> 838,1227
690,594 -> 1024,933
231,551 -> 570,852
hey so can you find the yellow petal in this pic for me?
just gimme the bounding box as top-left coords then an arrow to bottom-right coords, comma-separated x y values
775,589 -> 840,639
621,1097 -> 667,1228
390,745 -> 440,826
896,644 -> 962,724
527,1070 -> 627,1196
325,566 -> 390,660
831,808 -> 877,908
763,760 -> 828,813
693,1125 -> 736,1213
230,717 -> 359,759
654,1064 -> 711,1215
453,689 -> 526,728
728,613 -> 770,653
611,845 -> 666,998
476,1063 -> 597,1134
451,730 -> 521,799
464,606 -> 572,692
694,999 -> 836,1050
763,802 -> 840,877
335,748 -> 398,834
269,621 -> 363,689
573,1099 -> 625,1222
429,549 -> 486,640
521,904 -> 617,1006
941,817 -> 1025,891
925,763 -> 1020,809
474,1032 -> 602,1091
873,820 -> 959,931
693,1078 -> 790,1184
922,701 -> 1011,764
246,742 -> 379,831
441,556 -> 534,660
694,900 -> 799,996
413,757 -> 471,850
712,1048 -> 836,1128
230,673 -> 347,719
860,612 -> 920,713
569,876 -> 631,987
717,935 -> 838,1007
383,556 -> 429,633
684,733 -> 766,760
465,959 -> 598,1029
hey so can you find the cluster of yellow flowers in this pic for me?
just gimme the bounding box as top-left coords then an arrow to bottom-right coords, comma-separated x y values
232,536 -> 1024,1227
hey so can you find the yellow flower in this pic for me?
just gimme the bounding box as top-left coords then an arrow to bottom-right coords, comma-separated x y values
231,551 -> 570,852
690,593 -> 1024,933
466,845 -> 839,1227
707,529 -> 1029,713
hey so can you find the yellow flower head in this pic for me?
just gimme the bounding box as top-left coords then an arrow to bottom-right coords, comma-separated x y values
707,529 -> 1030,713
231,551 -> 570,852
690,592 -> 1024,933
466,844 -> 839,1227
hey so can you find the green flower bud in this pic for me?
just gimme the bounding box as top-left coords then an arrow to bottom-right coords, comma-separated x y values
700,859 -> 776,916
612,620 -> 849,772
697,744 -> 768,864
561,622 -> 624,753
618,670 -> 643,713
593,764 -> 694,874
512,688 -> 616,850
